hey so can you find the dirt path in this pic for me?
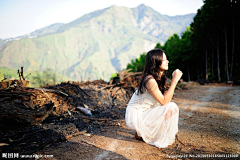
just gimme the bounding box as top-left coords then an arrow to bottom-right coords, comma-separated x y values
38,85 -> 240,159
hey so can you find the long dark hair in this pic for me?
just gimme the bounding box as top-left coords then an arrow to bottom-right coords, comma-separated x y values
137,49 -> 167,94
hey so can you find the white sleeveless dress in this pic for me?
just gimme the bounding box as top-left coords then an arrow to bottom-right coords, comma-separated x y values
125,88 -> 179,148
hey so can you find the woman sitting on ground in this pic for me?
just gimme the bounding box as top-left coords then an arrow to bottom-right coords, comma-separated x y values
125,48 -> 182,148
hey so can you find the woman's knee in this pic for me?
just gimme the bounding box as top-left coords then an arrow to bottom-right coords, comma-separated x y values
168,102 -> 179,109
168,102 -> 179,114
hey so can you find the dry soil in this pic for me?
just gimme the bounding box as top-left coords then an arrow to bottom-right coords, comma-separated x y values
37,85 -> 240,160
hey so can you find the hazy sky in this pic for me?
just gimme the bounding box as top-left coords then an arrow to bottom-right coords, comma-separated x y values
0,0 -> 203,39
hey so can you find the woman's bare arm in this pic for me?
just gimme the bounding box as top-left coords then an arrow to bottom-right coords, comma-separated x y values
145,69 -> 182,105
145,78 -> 177,105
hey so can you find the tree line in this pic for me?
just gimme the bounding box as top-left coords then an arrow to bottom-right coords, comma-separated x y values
126,0 -> 240,82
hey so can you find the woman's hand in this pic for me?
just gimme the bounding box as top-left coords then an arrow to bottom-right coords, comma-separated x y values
172,69 -> 183,83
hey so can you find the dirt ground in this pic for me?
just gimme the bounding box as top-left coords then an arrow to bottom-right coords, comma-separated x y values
36,85 -> 240,160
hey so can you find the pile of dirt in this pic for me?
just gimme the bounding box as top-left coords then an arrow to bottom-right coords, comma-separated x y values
0,70 -> 142,155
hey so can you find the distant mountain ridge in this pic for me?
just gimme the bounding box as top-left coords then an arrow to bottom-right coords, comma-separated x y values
131,4 -> 194,41
1,23 -> 64,44
0,4 -> 195,81
18,23 -> 65,39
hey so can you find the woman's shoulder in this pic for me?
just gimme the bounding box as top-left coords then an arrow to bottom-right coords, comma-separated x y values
144,76 -> 158,92
144,74 -> 156,81
145,74 -> 154,79
145,78 -> 157,88
143,75 -> 154,83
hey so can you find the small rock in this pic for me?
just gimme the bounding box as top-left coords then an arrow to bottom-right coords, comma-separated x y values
84,133 -> 91,136
100,129 -> 106,132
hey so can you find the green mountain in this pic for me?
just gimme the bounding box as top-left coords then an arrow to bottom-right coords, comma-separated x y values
0,4 -> 195,81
